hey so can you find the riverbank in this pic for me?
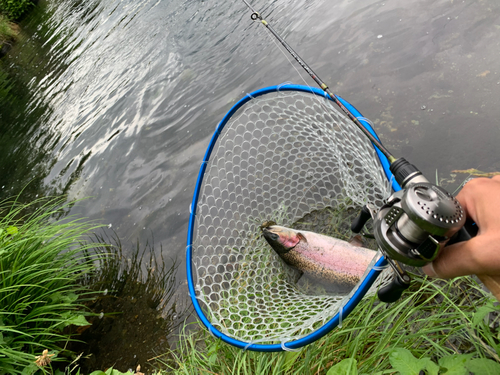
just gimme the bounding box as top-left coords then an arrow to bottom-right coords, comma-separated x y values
0,195 -> 185,375
163,275 -> 500,375
0,15 -> 18,57
0,0 -> 36,58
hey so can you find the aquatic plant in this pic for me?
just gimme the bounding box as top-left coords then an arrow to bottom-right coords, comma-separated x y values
0,14 -> 14,37
162,273 -> 499,374
88,366 -> 145,375
0,196 -> 103,375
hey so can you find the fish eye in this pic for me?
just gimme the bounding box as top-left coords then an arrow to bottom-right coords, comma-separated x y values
269,233 -> 279,241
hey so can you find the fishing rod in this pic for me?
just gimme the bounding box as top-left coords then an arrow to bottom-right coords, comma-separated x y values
240,0 -> 395,163
240,0 -> 473,303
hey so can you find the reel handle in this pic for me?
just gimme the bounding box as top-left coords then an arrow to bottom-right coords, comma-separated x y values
351,205 -> 371,233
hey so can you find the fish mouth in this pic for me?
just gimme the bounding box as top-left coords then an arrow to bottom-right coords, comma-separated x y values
260,224 -> 302,255
261,227 -> 281,243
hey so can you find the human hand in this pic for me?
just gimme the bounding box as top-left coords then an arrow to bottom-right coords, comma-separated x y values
422,175 -> 500,279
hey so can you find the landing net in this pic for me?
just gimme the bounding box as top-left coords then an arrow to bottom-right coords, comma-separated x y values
187,84 -> 397,351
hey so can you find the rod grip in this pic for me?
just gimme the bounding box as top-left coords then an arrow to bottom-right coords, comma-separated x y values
377,276 -> 411,303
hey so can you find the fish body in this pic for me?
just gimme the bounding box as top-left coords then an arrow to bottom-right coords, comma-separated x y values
261,224 -> 376,290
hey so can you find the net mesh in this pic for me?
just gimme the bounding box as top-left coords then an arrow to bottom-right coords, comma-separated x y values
192,89 -> 393,344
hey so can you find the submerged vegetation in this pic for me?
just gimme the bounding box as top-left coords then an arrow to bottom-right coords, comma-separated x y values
0,14 -> 17,49
69,234 -> 185,374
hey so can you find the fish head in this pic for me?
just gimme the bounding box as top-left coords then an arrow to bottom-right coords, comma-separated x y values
260,224 -> 306,254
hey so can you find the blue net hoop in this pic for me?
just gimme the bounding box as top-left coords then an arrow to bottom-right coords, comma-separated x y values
186,84 -> 401,351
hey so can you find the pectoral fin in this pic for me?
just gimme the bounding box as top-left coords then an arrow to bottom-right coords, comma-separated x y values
348,234 -> 364,247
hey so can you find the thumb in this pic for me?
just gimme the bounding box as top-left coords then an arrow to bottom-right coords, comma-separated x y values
422,235 -> 498,279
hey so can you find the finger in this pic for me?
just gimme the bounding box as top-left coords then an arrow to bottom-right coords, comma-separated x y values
454,178 -> 486,223
423,235 -> 500,279
455,177 -> 500,226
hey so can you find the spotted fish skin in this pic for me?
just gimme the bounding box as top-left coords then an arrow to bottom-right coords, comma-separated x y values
261,225 -> 376,289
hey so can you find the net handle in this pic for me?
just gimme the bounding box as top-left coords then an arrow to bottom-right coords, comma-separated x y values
186,84 -> 401,351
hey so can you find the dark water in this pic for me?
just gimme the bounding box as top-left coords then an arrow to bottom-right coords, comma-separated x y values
1,0 -> 500,308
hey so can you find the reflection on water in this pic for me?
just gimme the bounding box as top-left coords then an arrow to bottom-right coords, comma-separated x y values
0,6 -> 59,201
0,0 -> 499,298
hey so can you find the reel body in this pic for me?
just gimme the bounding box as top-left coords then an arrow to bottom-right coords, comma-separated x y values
374,181 -> 465,267
353,158 -> 466,302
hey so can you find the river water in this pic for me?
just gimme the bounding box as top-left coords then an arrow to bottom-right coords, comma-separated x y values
1,0 -> 500,294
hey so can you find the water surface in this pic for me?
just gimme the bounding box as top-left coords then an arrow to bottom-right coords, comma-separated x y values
1,0 -> 499,287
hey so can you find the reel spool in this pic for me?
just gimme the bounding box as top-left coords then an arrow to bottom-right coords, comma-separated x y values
186,84 -> 399,351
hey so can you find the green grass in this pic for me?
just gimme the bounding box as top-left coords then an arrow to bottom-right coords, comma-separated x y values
0,14 -> 17,47
161,274 -> 499,374
173,193 -> 500,374
0,196 -> 105,375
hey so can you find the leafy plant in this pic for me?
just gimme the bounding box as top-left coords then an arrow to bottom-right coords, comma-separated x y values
326,349 -> 500,375
0,0 -> 35,20
0,196 -> 104,374
326,358 -> 358,375
88,367 -> 141,375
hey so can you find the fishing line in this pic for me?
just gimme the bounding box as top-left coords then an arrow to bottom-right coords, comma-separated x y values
245,0 -> 383,173
240,0 -> 395,163
261,25 -> 314,91
259,20 -> 378,211
255,23 -> 335,141
251,7 -> 330,111
260,24 -> 339,127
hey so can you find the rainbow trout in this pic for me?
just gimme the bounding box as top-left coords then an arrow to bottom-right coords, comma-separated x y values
261,223 -> 376,290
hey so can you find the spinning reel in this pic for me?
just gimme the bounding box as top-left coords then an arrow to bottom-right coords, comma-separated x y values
352,158 -> 467,302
